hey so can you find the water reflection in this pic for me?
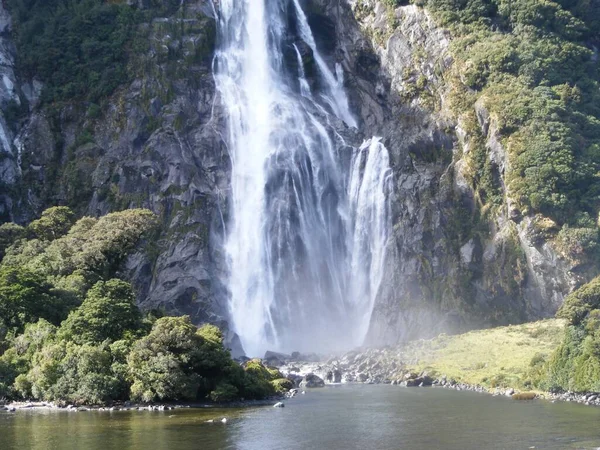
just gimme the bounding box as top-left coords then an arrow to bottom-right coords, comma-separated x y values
2,386 -> 600,450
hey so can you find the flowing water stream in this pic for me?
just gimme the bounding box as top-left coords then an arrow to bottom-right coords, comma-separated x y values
214,0 -> 392,356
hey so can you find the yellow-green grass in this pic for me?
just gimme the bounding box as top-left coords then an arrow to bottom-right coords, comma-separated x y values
400,319 -> 566,391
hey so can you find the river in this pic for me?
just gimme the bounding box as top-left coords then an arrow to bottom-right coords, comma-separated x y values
2,385 -> 600,449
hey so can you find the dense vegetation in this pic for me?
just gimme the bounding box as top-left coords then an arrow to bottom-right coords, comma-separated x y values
7,0 -> 182,104
405,0 -> 600,263
0,207 -> 288,405
537,276 -> 600,392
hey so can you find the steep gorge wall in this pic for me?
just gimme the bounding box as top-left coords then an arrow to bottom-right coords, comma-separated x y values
312,0 -> 585,343
0,0 -> 590,349
0,1 -> 237,342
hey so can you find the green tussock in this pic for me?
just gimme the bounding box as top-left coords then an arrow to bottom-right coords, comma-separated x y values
402,319 -> 566,390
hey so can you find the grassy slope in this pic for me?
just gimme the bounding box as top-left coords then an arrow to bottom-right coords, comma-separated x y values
401,319 -> 565,390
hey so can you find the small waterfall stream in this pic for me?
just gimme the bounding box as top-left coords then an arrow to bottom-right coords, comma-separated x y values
214,0 -> 392,356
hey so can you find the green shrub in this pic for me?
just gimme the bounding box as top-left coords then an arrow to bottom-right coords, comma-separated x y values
127,316 -> 204,403
556,226 -> 600,263
59,279 -> 142,344
25,341 -> 127,405
0,223 -> 25,261
413,0 -> 600,225
241,359 -> 278,399
0,266 -> 74,334
271,378 -> 294,394
544,279 -> 600,392
209,382 -> 239,403
557,276 -> 600,325
27,207 -> 75,242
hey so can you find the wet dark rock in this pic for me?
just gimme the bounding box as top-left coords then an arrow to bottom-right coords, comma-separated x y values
299,373 -> 325,388
263,351 -> 289,367
326,369 -> 342,383
286,373 -> 303,387
264,351 -> 291,361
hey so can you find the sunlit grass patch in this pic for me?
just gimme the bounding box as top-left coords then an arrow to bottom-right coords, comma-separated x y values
400,319 -> 566,391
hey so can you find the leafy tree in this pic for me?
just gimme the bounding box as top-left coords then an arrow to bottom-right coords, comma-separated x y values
558,276 -> 600,324
0,223 -> 25,261
60,279 -> 142,344
24,340 -> 127,404
127,316 -> 204,403
127,317 -> 284,403
27,207 -> 75,241
209,382 -> 239,402
540,277 -> 600,392
3,208 -> 158,284
0,319 -> 58,398
0,266 -> 73,335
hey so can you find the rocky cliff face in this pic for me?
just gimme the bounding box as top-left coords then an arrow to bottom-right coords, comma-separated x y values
0,3 -> 27,222
0,0 -> 238,343
0,0 -> 588,350
307,0 -> 584,343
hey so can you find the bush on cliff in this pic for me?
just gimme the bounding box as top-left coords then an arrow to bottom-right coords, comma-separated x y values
408,0 -> 600,260
557,276 -> 600,325
27,207 -> 75,242
7,0 -> 184,104
0,223 -> 25,261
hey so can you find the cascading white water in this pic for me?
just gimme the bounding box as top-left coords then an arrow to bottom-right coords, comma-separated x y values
214,0 -> 392,356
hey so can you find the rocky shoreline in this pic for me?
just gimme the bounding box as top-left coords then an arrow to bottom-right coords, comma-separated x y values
0,398 -> 283,413
4,343 -> 599,413
266,349 -> 600,409
3,371 -> 598,413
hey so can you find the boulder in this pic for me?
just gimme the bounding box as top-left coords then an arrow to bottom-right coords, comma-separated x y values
286,373 -> 303,387
264,351 -> 290,367
402,375 -> 433,387
299,373 -> 325,388
264,351 -> 291,361
326,369 -> 342,383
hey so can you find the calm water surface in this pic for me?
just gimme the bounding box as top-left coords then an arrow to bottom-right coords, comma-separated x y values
2,385 -> 600,449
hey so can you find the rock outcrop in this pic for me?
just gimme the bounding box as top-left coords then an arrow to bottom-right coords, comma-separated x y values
318,0 -> 585,343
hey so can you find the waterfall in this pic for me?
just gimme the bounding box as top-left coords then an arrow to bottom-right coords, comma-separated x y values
214,0 -> 392,356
